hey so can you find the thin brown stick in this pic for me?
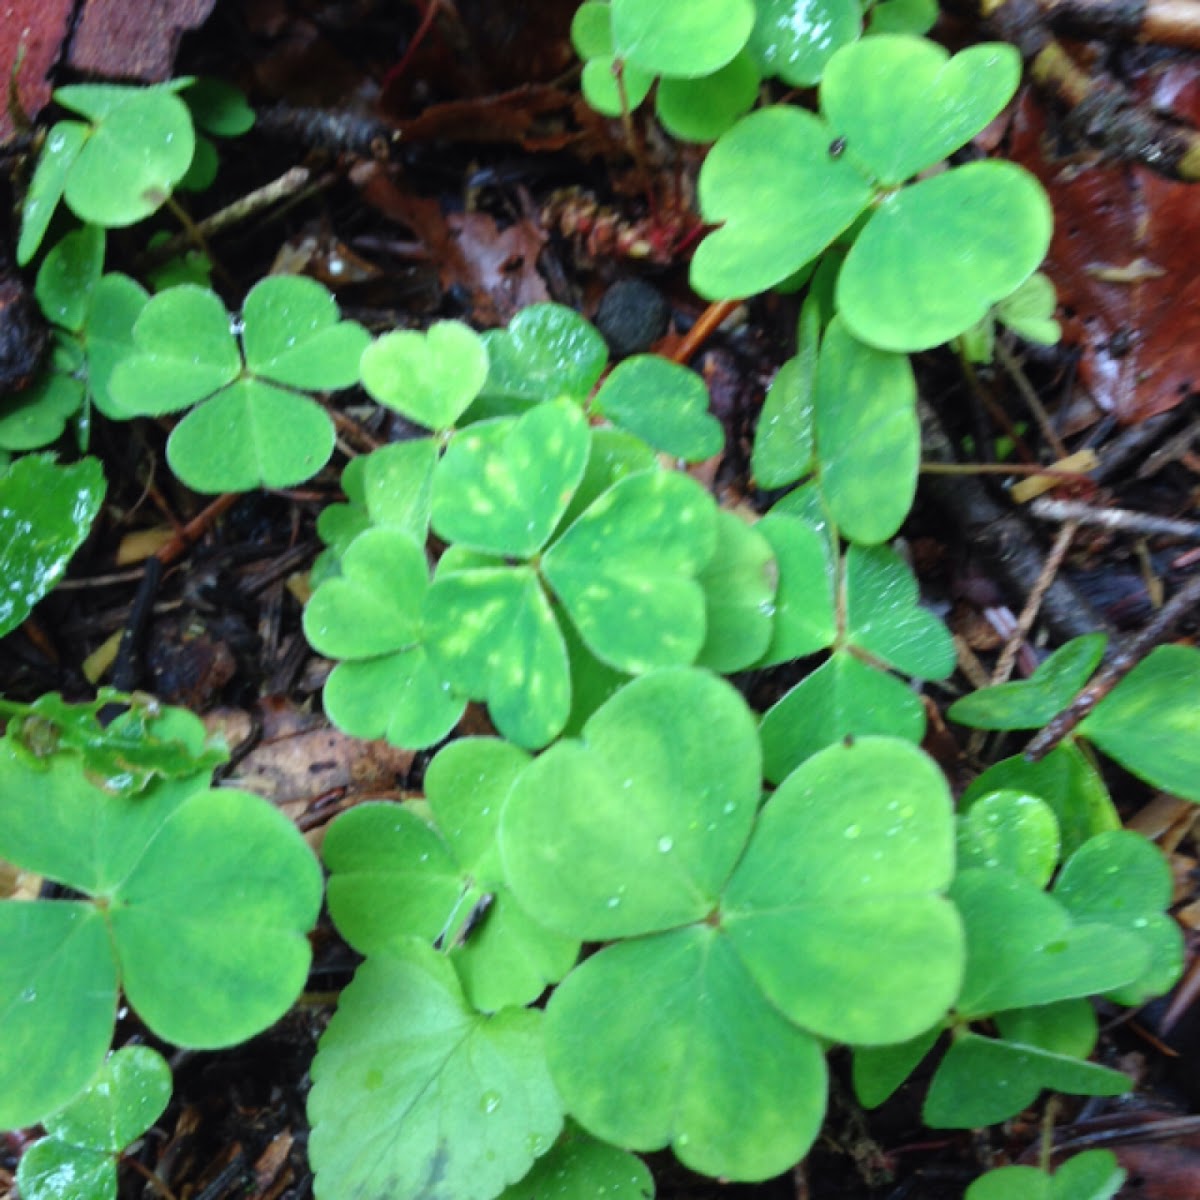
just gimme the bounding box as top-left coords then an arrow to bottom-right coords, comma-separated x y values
154,494 -> 241,567
1029,497 -> 1200,541
994,339 -> 1069,461
671,299 -> 741,365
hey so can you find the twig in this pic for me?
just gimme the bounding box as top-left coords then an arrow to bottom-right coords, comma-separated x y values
1029,497 -> 1200,541
921,461 -> 1093,481
110,557 -> 162,692
1024,567 -> 1200,761
993,339 -> 1069,461
154,494 -> 241,567
671,299 -> 741,365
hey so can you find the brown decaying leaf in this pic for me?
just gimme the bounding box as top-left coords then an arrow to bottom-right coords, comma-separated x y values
0,0 -> 75,143
67,0 -> 217,80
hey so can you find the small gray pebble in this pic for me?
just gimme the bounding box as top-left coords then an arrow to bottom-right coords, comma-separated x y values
594,279 -> 671,358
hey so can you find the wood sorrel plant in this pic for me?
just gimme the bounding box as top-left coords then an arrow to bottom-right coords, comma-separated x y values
0,10 -> 1198,1200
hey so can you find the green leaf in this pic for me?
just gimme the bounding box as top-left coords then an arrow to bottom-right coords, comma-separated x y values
838,162 -> 1053,352
747,0 -> 861,86
361,321 -> 489,430
555,426 -> 658,536
961,743 -> 1119,859
1053,831 -> 1184,1004
695,510 -> 776,672
108,787 -> 323,1047
1079,644 -> 1200,801
0,455 -> 105,639
36,225 -> 104,332
58,87 -> 196,227
821,38 -> 1021,184
242,275 -> 369,390
17,122 -> 88,265
109,285 -> 240,416
948,634 -> 1107,730
924,1032 -> 1130,1128
15,1139 -> 113,1200
571,2 -> 614,58
591,355 -> 723,461
426,566 -> 570,749
759,650 -> 925,783
581,57 -> 654,118
956,791 -> 1061,887
501,669 -> 761,939
44,1045 -> 171,1151
498,1124 -> 654,1200
84,274 -> 150,418
363,438 -> 437,541
477,304 -> 608,415
543,471 -> 717,673
852,1025 -> 942,1108
692,106 -> 873,299
0,359 -> 84,452
546,927 -> 827,1181
308,942 -> 563,1200
997,273 -> 1061,346
167,379 -> 335,492
994,999 -> 1098,1061
814,317 -> 917,543
950,869 -> 1148,1018
183,78 -> 255,136
432,402 -> 590,558
966,1152 -> 1125,1200
753,513 -> 836,666
724,737 -> 963,1043
610,0 -> 755,77
0,901 -> 116,1131
867,0 -> 938,35
844,542 -> 955,678
751,298 -> 819,488
655,52 -> 760,142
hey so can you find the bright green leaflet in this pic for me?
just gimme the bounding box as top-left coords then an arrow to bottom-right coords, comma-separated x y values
814,316 -> 918,543
17,123 -> 88,265
573,3 -> 655,118
0,345 -> 84,451
498,1123 -> 654,1200
307,941 -> 563,1200
362,438 -> 438,542
868,0 -> 939,34
947,633 -> 1107,729
500,669 -> 761,940
723,737 -> 963,1044
182,78 -> 255,136
591,355 -> 723,461
956,791 -> 1061,887
753,513 -> 836,666
851,1024 -> 943,1110
609,0 -> 755,78
35,224 -> 104,332
1079,644 -> 1200,801
966,1151 -> 1125,1200
0,455 -> 105,638
751,298 -> 819,489
759,650 -> 926,783
360,321 -> 490,430
655,52 -> 760,142
994,999 -> 1099,1061
546,927 -> 828,1181
15,1141 -> 113,1200
747,0 -> 860,86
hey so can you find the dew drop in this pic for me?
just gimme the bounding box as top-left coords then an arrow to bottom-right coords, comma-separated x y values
481,1090 -> 502,1114
657,836 -> 674,853
607,896 -> 621,908
844,824 -> 861,839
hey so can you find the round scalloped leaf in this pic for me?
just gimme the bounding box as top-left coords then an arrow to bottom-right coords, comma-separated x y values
655,52 -> 759,142
362,438 -> 437,541
0,455 -> 105,639
950,869 -> 1149,1019
0,901 -> 116,1131
923,1032 -> 1130,1129
844,543 -> 955,679
17,122 -> 88,265
322,650 -> 467,749
501,669 -> 761,940
592,355 -> 722,460
581,57 -> 655,118
966,1151 -> 1125,1200
109,787 -> 322,1048
425,567 -> 570,749
747,0 -> 860,86
183,78 -> 255,137
84,273 -> 150,418
323,802 -> 462,954
499,1124 -> 653,1200
167,379 -> 335,492
994,998 -> 1098,1061
555,427 -> 657,536
611,0 -> 754,77
814,317 -> 917,543
962,743 -> 1119,859
108,285 -> 240,416
838,162 -> 1053,352
361,322 -> 489,430
36,225 -> 104,332
723,737 -> 962,1044
820,38 -> 1021,185
759,650 -> 925,783
751,299 -> 819,488
478,304 -> 608,414
15,1140 -> 113,1200
753,513 -> 836,666
304,527 -> 428,659
45,1045 -> 171,1152
868,0 -> 939,34
546,927 -> 826,1180
59,88 -> 195,228
1053,831 -> 1184,1005
542,471 -> 717,674
956,791 -> 1061,888
948,634 -> 1106,731
572,1 -> 613,58
242,275 -> 368,390
0,365 -> 83,452
691,106 -> 873,299
433,401 -> 590,558
1078,644 -> 1200,802
308,941 -> 563,1200
695,510 -> 776,672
